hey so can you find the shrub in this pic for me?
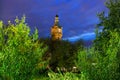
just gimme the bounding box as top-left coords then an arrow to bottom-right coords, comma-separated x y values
0,17 -> 47,80
76,31 -> 120,80
48,71 -> 79,80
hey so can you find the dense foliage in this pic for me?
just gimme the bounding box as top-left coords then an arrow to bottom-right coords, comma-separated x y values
0,17 -> 84,80
94,0 -> 120,56
0,17 -> 47,80
39,38 -> 84,72
93,0 -> 120,79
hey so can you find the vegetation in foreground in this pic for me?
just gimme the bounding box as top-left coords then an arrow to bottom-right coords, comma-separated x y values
0,0 -> 120,80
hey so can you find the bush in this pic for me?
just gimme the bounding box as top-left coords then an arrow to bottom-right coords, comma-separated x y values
48,71 -> 79,80
0,17 -> 47,80
76,31 -> 120,80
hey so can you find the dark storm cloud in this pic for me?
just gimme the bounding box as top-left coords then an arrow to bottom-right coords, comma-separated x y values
0,0 -> 107,41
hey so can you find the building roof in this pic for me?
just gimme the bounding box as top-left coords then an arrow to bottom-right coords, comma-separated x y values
56,14 -> 59,17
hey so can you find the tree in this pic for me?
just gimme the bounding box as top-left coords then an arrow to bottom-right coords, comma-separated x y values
94,0 -> 120,55
49,40 -> 75,71
0,16 -> 47,80
39,38 -> 84,72
93,0 -> 120,79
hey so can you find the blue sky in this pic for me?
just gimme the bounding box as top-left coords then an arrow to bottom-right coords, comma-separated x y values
0,0 -> 108,41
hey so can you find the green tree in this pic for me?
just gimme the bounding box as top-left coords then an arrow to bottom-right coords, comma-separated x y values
76,38 -> 120,80
91,0 -> 120,79
0,17 -> 47,80
50,40 -> 75,71
94,0 -> 120,55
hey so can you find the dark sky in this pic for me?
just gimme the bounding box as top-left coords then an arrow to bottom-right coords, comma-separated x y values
0,0 -> 108,41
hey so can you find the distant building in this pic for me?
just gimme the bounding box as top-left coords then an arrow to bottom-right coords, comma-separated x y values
51,15 -> 62,40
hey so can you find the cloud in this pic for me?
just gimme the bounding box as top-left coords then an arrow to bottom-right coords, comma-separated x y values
63,32 -> 96,42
